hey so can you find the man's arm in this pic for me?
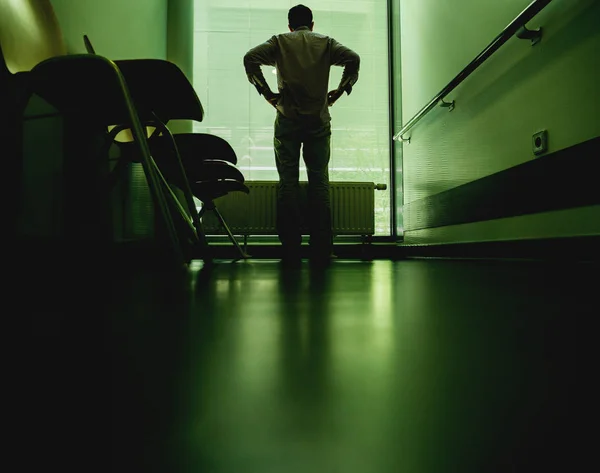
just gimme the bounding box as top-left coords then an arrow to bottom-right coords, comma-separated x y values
328,39 -> 360,105
243,37 -> 278,101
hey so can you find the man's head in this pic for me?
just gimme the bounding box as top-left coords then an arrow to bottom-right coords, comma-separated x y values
288,4 -> 313,31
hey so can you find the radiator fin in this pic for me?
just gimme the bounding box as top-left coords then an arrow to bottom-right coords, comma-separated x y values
202,181 -> 378,236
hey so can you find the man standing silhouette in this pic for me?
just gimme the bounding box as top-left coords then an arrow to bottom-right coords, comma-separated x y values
244,4 -> 360,265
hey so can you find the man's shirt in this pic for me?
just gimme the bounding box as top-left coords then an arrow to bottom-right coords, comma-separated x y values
244,26 -> 360,121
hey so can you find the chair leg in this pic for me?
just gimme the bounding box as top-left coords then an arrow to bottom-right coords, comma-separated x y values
152,119 -> 212,261
153,157 -> 217,262
212,206 -> 250,259
153,119 -> 205,236
129,129 -> 186,266
137,152 -> 187,265
150,158 -> 198,239
107,60 -> 186,268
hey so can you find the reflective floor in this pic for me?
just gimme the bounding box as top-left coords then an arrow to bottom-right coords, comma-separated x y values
28,258 -> 589,472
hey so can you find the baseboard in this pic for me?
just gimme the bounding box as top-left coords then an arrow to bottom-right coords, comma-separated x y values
398,235 -> 600,262
17,236 -> 598,266
192,241 -> 400,261
196,236 -> 600,263
404,136 -> 600,231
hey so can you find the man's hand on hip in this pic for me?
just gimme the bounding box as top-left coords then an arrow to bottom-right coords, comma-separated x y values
327,89 -> 344,107
263,90 -> 280,109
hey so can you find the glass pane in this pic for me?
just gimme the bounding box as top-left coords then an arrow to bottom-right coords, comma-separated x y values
193,0 -> 391,235
390,0 -> 404,237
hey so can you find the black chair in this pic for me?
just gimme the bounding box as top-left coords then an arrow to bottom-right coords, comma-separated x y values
1,0 -> 203,268
147,132 -> 251,258
83,35 -> 251,259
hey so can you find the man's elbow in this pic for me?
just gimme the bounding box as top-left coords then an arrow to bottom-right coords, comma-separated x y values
243,51 -> 259,70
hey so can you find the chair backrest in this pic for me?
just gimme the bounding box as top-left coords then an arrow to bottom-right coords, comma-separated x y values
115,59 -> 205,123
82,34 -> 204,124
83,35 -> 96,55
0,0 -> 67,74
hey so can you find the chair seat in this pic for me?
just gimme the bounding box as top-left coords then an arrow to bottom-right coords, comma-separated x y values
143,133 -> 238,165
192,179 -> 250,201
116,142 -> 244,183
165,133 -> 238,164
189,159 -> 245,183
113,59 -> 204,123
27,54 -> 134,124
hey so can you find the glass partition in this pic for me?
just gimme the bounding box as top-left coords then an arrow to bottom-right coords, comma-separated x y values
193,0 -> 392,235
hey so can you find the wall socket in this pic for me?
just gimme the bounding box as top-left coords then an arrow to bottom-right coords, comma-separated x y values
532,130 -> 548,155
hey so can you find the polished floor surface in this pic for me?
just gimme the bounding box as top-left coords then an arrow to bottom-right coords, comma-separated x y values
28,258 -> 589,472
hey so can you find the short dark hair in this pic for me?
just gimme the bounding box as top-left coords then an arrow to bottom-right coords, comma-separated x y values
288,5 -> 313,30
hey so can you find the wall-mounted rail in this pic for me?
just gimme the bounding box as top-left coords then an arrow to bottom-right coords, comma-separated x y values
393,0 -> 553,143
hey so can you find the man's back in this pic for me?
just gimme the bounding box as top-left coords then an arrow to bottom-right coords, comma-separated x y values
243,4 -> 360,265
244,26 -> 359,120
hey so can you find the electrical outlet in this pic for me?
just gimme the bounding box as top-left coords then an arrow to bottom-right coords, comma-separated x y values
532,130 -> 548,155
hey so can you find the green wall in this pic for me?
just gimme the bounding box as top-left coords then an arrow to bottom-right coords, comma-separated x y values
390,0 -> 403,237
397,0 -> 600,244
24,1 -> 195,239
167,0 -> 194,133
50,0 -> 168,59
167,0 -> 193,78
50,0 -> 194,76
50,0 -> 194,133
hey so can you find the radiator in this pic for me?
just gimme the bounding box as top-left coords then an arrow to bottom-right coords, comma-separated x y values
201,181 -> 386,236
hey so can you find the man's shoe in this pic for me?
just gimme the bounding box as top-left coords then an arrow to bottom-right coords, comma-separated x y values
309,253 -> 337,267
281,246 -> 302,268
280,257 -> 302,269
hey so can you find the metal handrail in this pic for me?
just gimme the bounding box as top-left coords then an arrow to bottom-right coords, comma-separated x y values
393,0 -> 553,142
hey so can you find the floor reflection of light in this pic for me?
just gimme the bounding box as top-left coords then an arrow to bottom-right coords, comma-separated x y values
229,277 -> 281,396
215,278 -> 235,295
371,262 -> 394,328
298,314 -> 310,359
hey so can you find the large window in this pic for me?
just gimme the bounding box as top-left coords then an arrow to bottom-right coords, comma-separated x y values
193,0 -> 391,235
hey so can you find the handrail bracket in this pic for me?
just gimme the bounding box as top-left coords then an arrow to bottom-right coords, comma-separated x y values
440,98 -> 455,112
390,0 -> 552,143
517,25 -> 542,45
392,131 -> 411,143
